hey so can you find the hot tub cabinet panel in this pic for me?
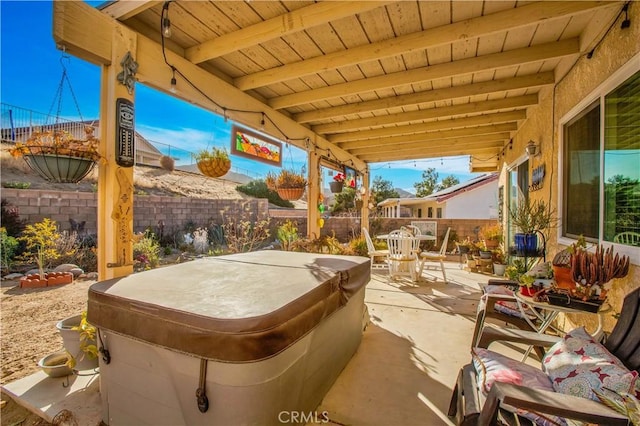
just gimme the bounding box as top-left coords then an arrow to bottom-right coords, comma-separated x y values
88,251 -> 370,426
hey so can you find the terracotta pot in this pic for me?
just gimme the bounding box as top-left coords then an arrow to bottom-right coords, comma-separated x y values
553,265 -> 576,290
277,187 -> 305,201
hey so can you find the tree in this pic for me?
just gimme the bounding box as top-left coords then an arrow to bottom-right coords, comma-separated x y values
438,175 -> 460,191
370,176 -> 399,206
414,168 -> 438,197
331,187 -> 357,214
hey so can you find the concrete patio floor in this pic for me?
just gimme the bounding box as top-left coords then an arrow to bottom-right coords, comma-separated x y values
3,261 -> 529,426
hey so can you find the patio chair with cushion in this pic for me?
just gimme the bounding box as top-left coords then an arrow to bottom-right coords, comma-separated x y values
362,227 -> 388,270
417,227 -> 450,283
448,286 -> 640,426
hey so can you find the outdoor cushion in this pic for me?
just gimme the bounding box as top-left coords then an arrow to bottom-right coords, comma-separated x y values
472,348 -> 566,426
542,327 -> 640,401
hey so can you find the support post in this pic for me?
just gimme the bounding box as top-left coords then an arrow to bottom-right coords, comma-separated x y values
97,26 -> 136,279
307,150 -> 321,239
361,169 -> 370,232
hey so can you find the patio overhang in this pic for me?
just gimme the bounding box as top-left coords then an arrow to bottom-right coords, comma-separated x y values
52,0 -> 624,278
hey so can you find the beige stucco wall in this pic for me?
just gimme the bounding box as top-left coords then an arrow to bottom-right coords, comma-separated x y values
500,3 -> 640,333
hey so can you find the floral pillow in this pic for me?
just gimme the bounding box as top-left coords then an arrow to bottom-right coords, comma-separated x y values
542,327 -> 639,401
472,348 -> 565,426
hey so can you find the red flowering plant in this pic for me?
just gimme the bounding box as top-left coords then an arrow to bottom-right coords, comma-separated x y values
333,173 -> 346,183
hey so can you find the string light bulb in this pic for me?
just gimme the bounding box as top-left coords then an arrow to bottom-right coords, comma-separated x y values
260,113 -> 265,131
162,2 -> 172,38
169,67 -> 177,93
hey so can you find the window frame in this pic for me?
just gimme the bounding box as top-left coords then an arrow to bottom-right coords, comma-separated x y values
558,53 -> 639,263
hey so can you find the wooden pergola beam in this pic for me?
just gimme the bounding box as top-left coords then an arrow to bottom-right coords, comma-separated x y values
360,146 -> 501,163
313,94 -> 538,135
185,2 -> 388,64
269,38 -> 578,109
330,110 -> 525,144
348,136 -> 506,156
342,130 -> 513,151
294,72 -> 555,123
100,1 -> 160,20
235,1 -> 610,91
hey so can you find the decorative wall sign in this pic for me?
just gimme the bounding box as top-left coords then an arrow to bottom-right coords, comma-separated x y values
530,163 -> 545,192
231,125 -> 282,166
116,98 -> 135,167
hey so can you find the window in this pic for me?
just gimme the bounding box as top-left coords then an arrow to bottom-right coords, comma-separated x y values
417,208 -> 422,218
428,207 -> 433,218
562,68 -> 639,248
436,208 -> 442,218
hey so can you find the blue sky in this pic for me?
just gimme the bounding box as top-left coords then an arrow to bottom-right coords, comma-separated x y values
0,0 -> 478,193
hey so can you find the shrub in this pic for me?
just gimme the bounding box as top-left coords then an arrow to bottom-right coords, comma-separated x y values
17,218 -> 63,276
0,227 -> 19,270
223,216 -> 271,253
277,220 -> 299,251
236,180 -> 294,208
1,199 -> 26,237
346,236 -> 368,257
133,230 -> 161,271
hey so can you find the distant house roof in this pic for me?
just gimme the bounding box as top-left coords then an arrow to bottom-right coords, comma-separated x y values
377,173 -> 498,207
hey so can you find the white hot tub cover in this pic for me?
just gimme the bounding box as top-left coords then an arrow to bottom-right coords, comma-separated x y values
88,251 -> 370,362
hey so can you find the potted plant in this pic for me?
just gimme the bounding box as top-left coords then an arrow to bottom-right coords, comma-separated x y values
509,199 -> 555,256
265,171 -> 277,191
480,223 -> 503,249
330,173 -> 346,193
275,169 -> 307,200
492,248 -> 507,276
57,311 -> 98,371
8,127 -> 101,183
195,147 -> 231,178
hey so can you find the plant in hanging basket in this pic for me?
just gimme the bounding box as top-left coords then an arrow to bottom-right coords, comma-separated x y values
275,169 -> 307,200
195,147 -> 231,178
8,127 -> 102,183
265,171 -> 277,191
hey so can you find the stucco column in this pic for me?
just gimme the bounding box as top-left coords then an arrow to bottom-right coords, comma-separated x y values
97,27 -> 136,279
360,169 -> 370,232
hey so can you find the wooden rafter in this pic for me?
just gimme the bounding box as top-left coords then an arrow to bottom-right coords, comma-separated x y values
185,2 -> 389,64
346,135 -> 508,156
269,38 -> 579,109
294,72 -> 555,123
234,1 -> 611,91
313,95 -> 538,135
329,111 -> 525,143
338,123 -> 518,150
99,1 -> 159,20
359,146 -> 502,163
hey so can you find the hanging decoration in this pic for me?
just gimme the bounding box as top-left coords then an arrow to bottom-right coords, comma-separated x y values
230,125 -> 282,166
9,51 -> 101,183
317,194 -> 325,228
116,51 -> 138,95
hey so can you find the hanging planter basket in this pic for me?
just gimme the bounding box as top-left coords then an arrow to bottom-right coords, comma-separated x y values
24,149 -> 97,183
197,158 -> 231,178
277,187 -> 305,201
329,181 -> 344,193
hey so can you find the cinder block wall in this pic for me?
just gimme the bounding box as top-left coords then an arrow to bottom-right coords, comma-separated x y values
2,189 -> 268,234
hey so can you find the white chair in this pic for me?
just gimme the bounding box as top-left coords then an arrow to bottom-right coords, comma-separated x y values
417,227 -> 450,283
613,231 -> 640,247
401,224 -> 421,236
387,229 -> 420,281
362,227 -> 388,270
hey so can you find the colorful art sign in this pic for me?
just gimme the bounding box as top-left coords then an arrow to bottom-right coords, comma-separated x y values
231,125 -> 282,166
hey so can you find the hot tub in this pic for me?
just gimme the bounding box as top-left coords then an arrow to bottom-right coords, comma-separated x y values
88,251 -> 370,425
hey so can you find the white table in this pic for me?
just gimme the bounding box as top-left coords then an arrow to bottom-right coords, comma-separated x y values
375,234 -> 436,241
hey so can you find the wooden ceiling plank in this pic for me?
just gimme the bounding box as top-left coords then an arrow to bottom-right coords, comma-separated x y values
234,1 -> 609,90
349,137 -> 505,156
100,1 -> 160,20
359,146 -> 501,163
313,94 -> 537,134
339,127 -> 515,150
269,38 -> 578,109
294,71 -> 554,123
185,2 -> 388,64
329,110 -> 525,143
